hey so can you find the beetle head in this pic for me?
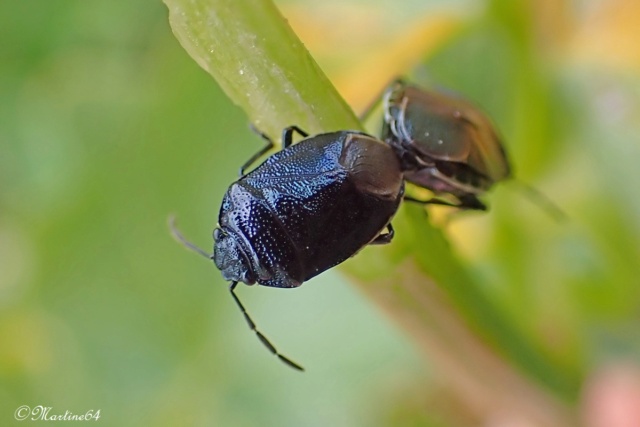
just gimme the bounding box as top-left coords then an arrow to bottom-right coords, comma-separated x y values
213,227 -> 256,285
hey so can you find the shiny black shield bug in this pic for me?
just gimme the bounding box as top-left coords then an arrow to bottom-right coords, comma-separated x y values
172,126 -> 404,370
381,79 -> 511,211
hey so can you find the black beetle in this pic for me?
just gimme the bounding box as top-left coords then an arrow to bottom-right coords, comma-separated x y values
380,79 -> 511,210
172,125 -> 404,370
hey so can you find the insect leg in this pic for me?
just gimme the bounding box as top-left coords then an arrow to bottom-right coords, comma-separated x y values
229,282 -> 304,372
240,125 -> 276,177
281,126 -> 309,148
369,223 -> 395,245
404,195 -> 487,211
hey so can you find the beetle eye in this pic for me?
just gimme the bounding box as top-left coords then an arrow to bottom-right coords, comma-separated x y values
213,228 -> 223,240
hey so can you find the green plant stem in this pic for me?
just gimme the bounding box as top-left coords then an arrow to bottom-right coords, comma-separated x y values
164,0 -> 359,140
164,0 -> 577,425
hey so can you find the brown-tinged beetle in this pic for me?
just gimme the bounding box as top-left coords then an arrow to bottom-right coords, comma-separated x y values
380,79 -> 511,210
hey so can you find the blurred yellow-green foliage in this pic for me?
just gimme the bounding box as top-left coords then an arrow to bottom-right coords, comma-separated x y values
2,0 -> 640,426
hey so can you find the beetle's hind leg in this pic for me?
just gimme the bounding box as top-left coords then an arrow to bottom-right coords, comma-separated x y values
457,194 -> 488,211
404,194 -> 488,211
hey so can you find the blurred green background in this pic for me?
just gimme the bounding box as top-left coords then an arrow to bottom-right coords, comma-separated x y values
1,0 -> 640,426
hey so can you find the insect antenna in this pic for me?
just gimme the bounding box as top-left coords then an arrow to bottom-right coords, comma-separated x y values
169,216 -> 304,371
511,179 -> 569,223
168,215 -> 212,259
229,281 -> 304,371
